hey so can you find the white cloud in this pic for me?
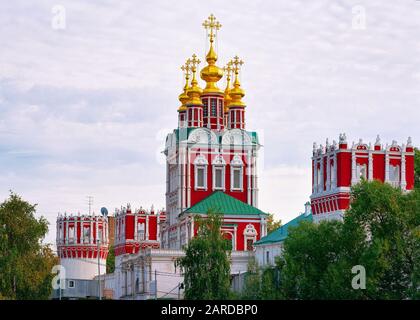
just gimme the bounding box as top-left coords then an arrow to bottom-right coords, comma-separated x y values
0,0 -> 419,244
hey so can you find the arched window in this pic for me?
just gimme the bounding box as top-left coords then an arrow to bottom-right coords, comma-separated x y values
389,165 -> 400,184
194,154 -> 208,190
137,222 -> 145,241
68,225 -> 75,244
230,154 -> 243,191
83,226 -> 90,244
330,162 -> 335,188
356,164 -> 367,180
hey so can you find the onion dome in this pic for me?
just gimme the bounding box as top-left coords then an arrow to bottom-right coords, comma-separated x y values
186,54 -> 203,106
200,14 -> 224,94
178,60 -> 191,112
229,55 -> 246,107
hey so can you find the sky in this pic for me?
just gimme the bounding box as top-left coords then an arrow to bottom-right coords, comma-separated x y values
1,0 -> 420,246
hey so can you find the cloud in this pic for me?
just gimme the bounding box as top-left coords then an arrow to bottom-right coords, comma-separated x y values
0,0 -> 419,244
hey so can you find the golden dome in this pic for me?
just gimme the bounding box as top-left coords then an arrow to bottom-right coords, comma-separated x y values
223,61 -> 233,112
229,56 -> 246,107
200,14 -> 223,94
186,54 -> 203,106
178,61 -> 191,112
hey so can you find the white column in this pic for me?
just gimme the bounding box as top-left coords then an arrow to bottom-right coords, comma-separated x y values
145,214 -> 149,241
66,219 -> 69,244
385,152 -> 390,182
368,151 -> 373,181
401,152 -> 407,190
319,158 -> 324,192
156,213 -> 160,242
190,216 -> 194,240
233,225 -> 237,251
326,156 -> 331,191
313,159 -> 317,194
90,219 -> 93,244
351,150 -> 357,185
247,150 -> 251,205
333,153 -> 337,189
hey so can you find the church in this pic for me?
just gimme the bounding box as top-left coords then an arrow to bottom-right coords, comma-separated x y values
54,14 -> 415,300
108,14 -> 269,299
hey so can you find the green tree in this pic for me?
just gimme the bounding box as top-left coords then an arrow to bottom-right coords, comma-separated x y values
106,245 -> 115,273
0,192 -> 58,299
277,180 -> 420,299
241,257 -> 282,299
176,209 -> 231,300
266,213 -> 281,233
414,148 -> 420,189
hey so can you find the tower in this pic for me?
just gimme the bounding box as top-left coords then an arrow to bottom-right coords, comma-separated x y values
161,14 -> 266,250
56,212 -> 109,280
310,134 -> 415,222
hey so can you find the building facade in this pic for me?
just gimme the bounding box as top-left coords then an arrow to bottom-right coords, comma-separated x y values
311,134 -> 414,222
54,212 -> 109,299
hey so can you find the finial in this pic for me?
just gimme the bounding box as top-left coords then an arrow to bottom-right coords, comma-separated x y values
333,140 -> 337,149
187,54 -> 203,105
358,138 -> 363,145
326,138 -> 329,148
229,56 -> 246,107
178,59 -> 191,112
223,61 -> 233,112
407,136 -> 412,147
375,134 -> 381,145
339,133 -> 347,144
202,14 -> 222,43
313,142 -> 317,155
200,14 -> 224,93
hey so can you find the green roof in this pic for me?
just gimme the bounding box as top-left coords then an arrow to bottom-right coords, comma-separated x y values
254,212 -> 313,246
182,191 -> 267,216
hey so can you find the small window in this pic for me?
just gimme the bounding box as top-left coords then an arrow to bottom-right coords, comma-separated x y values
137,223 -> 145,240
196,167 -> 205,188
203,101 -> 208,117
233,168 -> 241,189
389,165 -> 400,182
357,164 -> 367,180
68,280 -> 75,288
211,99 -> 217,116
214,167 -> 224,189
266,251 -> 270,264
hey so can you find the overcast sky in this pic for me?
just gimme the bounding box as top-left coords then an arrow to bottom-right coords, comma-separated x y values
1,0 -> 419,246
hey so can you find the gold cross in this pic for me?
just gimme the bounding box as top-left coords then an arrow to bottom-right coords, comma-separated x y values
189,54 -> 201,72
202,14 -> 222,41
231,55 -> 244,74
181,59 -> 191,78
223,61 -> 233,79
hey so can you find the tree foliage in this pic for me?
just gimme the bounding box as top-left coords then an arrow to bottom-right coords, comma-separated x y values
106,245 -> 115,274
176,210 -> 232,300
276,180 -> 420,299
266,213 -> 281,234
0,192 -> 58,299
241,257 -> 282,299
414,148 -> 420,189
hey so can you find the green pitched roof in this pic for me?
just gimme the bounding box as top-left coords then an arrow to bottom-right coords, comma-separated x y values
254,212 -> 313,246
182,191 -> 267,216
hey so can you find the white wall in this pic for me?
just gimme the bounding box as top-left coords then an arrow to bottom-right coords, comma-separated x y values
60,258 -> 106,280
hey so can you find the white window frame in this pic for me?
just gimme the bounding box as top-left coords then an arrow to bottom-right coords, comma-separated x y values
68,226 -> 75,244
230,154 -> 243,191
213,166 -> 225,190
137,222 -> 145,241
356,164 -> 367,181
68,280 -> 75,288
212,155 -> 226,191
194,154 -> 208,190
389,164 -> 400,183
